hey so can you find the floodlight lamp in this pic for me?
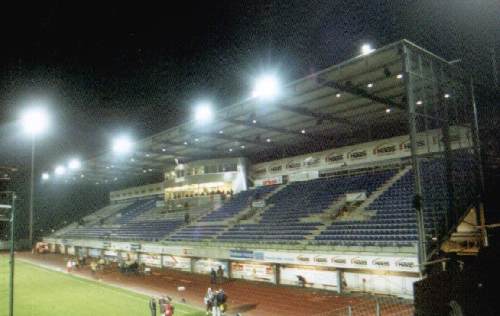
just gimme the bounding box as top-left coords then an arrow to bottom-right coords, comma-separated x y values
194,102 -> 214,124
252,74 -> 280,99
68,158 -> 81,170
361,44 -> 374,56
112,135 -> 133,154
20,106 -> 50,136
54,165 -> 66,176
41,172 -> 50,181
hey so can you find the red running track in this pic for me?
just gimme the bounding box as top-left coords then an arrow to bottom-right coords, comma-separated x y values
18,253 -> 414,316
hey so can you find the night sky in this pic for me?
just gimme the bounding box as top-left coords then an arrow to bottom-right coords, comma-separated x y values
0,1 -> 499,237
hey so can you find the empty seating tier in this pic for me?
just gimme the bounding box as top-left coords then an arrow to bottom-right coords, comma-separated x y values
218,170 -> 396,243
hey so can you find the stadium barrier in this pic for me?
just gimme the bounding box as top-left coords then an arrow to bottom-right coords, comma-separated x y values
313,296 -> 414,316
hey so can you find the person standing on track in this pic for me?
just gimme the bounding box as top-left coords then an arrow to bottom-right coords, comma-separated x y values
217,289 -> 227,315
204,288 -> 214,315
149,297 -> 157,316
217,266 -> 224,284
66,258 -> 73,273
164,297 -> 175,316
159,296 -> 167,316
210,268 -> 217,285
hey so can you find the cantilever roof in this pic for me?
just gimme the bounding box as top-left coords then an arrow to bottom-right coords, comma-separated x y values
68,40 -> 454,183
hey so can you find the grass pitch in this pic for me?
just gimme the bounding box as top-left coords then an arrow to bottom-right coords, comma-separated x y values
0,257 -> 204,316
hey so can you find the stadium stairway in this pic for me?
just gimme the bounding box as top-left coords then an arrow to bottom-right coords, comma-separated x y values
304,167 -> 410,241
165,186 -> 279,242
356,165 -> 413,212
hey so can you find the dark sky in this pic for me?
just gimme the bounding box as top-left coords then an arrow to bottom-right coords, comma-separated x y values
0,0 -> 499,171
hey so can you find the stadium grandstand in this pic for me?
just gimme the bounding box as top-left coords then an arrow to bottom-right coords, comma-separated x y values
42,39 -> 485,300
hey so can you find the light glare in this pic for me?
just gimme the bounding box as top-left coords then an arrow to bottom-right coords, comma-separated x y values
252,74 -> 280,99
20,107 -> 50,136
112,136 -> 134,154
361,44 -> 374,55
41,172 -> 50,181
194,102 -> 214,123
54,165 -> 66,176
68,158 -> 81,170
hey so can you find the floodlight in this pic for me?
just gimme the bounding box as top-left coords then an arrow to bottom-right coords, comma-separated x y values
54,165 -> 66,176
252,74 -> 280,99
194,102 -> 214,123
68,158 -> 81,170
41,172 -> 50,181
444,94 -> 450,99
301,129 -> 306,134
361,44 -> 374,55
112,135 -> 133,154
20,107 -> 50,136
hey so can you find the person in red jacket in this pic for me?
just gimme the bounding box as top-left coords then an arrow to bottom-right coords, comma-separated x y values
164,297 -> 175,316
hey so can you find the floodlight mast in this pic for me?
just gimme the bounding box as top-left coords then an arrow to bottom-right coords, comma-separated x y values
0,191 -> 16,316
20,106 -> 50,246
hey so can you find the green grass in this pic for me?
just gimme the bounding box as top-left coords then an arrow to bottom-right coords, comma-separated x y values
0,258 -> 205,316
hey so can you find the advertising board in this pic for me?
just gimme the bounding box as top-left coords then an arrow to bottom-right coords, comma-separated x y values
162,255 -> 191,271
280,266 -> 338,290
229,249 -> 418,273
193,259 -> 228,276
140,254 -> 162,267
231,262 -> 275,283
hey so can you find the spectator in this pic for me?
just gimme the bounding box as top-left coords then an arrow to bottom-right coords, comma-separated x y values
159,296 -> 167,316
297,275 -> 306,287
184,213 -> 190,224
90,261 -> 97,277
66,259 -> 73,273
164,297 -> 174,316
211,290 -> 220,316
216,289 -> 227,315
204,288 -> 213,315
149,297 -> 157,316
217,266 -> 224,284
210,268 -> 217,285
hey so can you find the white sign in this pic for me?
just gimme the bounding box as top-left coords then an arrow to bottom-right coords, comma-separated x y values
162,255 -> 191,271
280,266 -> 338,290
251,200 -> 266,208
231,262 -> 275,283
193,259 -> 229,276
233,250 -> 419,273
255,176 -> 282,186
140,254 -> 162,267
346,192 -> 367,202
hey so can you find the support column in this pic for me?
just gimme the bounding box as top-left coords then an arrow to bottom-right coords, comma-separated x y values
274,264 -> 280,285
336,269 -> 343,294
403,43 -> 427,274
227,260 -> 232,279
470,79 -> 488,247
